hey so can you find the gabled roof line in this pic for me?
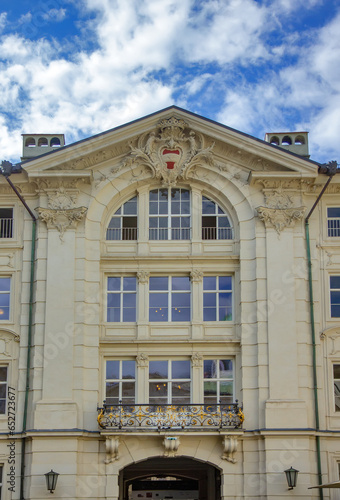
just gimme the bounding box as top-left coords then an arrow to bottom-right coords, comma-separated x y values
19,105 -> 320,167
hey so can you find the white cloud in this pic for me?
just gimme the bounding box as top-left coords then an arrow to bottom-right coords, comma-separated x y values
0,13 -> 7,32
0,0 -> 339,163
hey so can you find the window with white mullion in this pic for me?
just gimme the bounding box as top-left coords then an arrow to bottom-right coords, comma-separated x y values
203,276 -> 233,321
202,196 -> 233,240
149,360 -> 191,405
330,276 -> 340,318
328,207 -> 340,237
105,360 -> 136,406
203,359 -> 234,405
149,188 -> 190,240
107,277 -> 137,322
0,278 -> 10,321
149,276 -> 191,322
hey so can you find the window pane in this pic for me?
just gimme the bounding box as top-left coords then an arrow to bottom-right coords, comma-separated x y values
331,305 -> 340,317
123,278 -> 136,291
334,365 -> 340,379
0,367 -> 7,382
149,189 -> 158,201
122,361 -> 135,379
150,277 -> 168,291
123,294 -> 136,307
107,308 -> 121,322
107,295 -> 120,307
203,277 -> 216,290
149,202 -> 158,214
328,208 -> 340,217
220,381 -> 233,396
121,382 -> 135,397
202,198 -> 216,214
203,308 -> 216,321
172,293 -> 190,307
106,381 -> 119,397
172,303 -> 190,321
219,276 -> 232,290
123,197 -> 137,214
149,382 -> 168,398
331,276 -> 340,288
0,385 -> 6,399
160,189 -> 168,200
172,277 -> 190,290
149,361 -> 168,379
171,202 -> 180,214
204,360 -> 215,379
172,381 -> 190,402
0,295 -> 10,307
172,360 -> 190,378
106,361 -> 119,379
203,294 -> 216,307
108,217 -> 121,229
159,202 -> 168,215
204,381 -> 217,397
0,278 -> 10,292
220,360 -> 233,378
181,202 -> 190,214
181,189 -> 190,200
149,307 -> 168,321
123,308 -> 136,322
108,277 -> 121,291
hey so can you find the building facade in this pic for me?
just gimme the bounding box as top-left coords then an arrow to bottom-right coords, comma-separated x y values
0,106 -> 339,499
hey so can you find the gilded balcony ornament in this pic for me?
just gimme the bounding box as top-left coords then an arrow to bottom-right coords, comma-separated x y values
121,117 -> 215,187
97,402 -> 244,430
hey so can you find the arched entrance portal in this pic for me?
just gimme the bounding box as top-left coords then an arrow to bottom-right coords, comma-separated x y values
119,457 -> 221,500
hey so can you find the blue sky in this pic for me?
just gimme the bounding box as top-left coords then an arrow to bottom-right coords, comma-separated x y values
0,0 -> 340,164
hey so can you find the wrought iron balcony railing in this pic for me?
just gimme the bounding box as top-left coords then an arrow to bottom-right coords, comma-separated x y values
97,402 -> 244,430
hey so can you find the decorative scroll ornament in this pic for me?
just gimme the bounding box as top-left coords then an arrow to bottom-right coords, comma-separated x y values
122,116 -> 215,186
163,436 -> 180,457
256,206 -> 305,235
136,353 -> 149,367
47,187 -> 77,210
191,353 -> 203,368
36,207 -> 87,241
222,435 -> 238,463
105,436 -> 120,463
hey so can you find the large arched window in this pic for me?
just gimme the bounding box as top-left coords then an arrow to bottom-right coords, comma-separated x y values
202,197 -> 233,240
106,196 -> 138,240
149,188 -> 190,240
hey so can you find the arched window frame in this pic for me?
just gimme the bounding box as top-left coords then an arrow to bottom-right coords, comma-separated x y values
202,196 -> 233,240
106,196 -> 138,241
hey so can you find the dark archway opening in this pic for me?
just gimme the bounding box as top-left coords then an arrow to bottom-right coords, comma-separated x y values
120,456 -> 221,500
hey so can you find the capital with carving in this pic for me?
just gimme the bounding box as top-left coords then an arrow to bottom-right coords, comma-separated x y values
191,353 -> 203,368
137,271 -> 150,284
190,270 -> 203,282
256,206 -> 305,235
136,353 -> 149,367
36,206 -> 87,241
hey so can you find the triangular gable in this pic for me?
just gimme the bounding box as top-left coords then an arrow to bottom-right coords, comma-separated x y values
21,106 -> 319,181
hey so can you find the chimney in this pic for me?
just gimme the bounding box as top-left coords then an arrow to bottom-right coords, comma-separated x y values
22,134 -> 65,161
264,132 -> 309,158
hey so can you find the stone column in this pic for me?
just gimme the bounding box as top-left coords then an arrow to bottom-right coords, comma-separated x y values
137,271 -> 149,340
256,203 -> 307,428
190,270 -> 203,340
34,204 -> 86,429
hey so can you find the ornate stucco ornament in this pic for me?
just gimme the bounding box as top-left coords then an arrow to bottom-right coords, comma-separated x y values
163,436 -> 180,457
36,206 -> 87,241
222,435 -> 238,463
122,116 -> 215,186
256,187 -> 305,235
105,436 -> 120,463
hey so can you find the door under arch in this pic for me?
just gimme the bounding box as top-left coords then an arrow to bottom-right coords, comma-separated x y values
119,456 -> 221,500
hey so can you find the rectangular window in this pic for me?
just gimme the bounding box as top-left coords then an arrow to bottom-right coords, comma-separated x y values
334,365 -> 340,411
0,208 -> 13,238
0,465 -> 3,498
0,367 -> 7,414
107,277 -> 137,322
149,276 -> 191,322
330,276 -> 340,318
149,188 -> 191,240
149,360 -> 191,404
105,360 -> 135,405
328,207 -> 340,237
204,359 -> 233,405
203,276 -> 232,321
0,278 -> 10,321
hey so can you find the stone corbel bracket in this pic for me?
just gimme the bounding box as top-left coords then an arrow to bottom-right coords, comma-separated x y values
222,435 -> 239,463
256,206 -> 305,236
36,206 -> 87,241
163,436 -> 180,457
105,436 -> 120,463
